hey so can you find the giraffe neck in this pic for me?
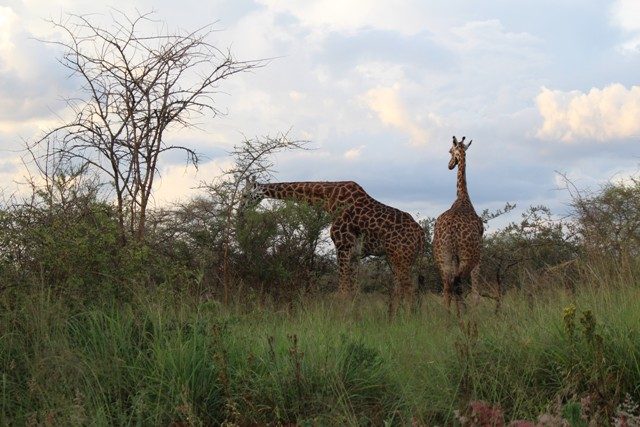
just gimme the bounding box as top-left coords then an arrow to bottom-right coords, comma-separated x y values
456,154 -> 470,201
259,182 -> 332,206
257,181 -> 370,214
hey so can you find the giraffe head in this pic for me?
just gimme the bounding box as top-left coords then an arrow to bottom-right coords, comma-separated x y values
239,176 -> 265,209
448,135 -> 472,170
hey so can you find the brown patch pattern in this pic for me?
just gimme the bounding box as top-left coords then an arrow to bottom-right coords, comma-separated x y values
433,136 -> 484,315
243,180 -> 425,316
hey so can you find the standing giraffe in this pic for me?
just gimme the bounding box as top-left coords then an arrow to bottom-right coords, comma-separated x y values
240,178 -> 425,317
433,136 -> 484,315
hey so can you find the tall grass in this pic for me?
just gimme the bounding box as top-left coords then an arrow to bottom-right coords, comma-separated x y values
1,266 -> 640,425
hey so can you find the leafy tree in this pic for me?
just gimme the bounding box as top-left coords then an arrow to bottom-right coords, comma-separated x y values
570,178 -> 640,259
235,200 -> 332,302
211,133 -> 307,303
481,205 -> 577,294
0,167 -> 122,297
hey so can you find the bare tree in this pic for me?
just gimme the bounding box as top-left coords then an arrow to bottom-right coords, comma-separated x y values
34,10 -> 260,242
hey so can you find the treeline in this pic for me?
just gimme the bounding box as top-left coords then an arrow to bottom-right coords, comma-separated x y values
2,154 -> 639,305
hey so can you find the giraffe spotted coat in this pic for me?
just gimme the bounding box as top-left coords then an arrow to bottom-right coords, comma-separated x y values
242,179 -> 425,317
433,136 -> 484,315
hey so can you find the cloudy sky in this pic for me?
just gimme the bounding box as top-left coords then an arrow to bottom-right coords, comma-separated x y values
1,0 -> 639,224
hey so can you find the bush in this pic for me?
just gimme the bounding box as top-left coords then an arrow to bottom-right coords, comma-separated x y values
0,174 -> 122,298
571,178 -> 640,259
235,200 -> 333,300
338,339 -> 402,424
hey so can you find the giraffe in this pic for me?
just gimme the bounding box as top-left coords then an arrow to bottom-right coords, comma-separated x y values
433,136 -> 484,316
240,178 -> 425,317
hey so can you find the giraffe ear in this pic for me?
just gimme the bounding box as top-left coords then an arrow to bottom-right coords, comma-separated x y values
464,140 -> 473,150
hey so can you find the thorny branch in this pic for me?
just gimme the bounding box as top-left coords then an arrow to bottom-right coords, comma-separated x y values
199,132 -> 309,304
32,10 -> 262,243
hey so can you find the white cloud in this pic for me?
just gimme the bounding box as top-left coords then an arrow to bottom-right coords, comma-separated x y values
618,35 -> 640,54
611,0 -> 640,54
612,170 -> 640,187
0,153 -> 48,201
361,84 -> 430,146
289,90 -> 306,101
353,61 -> 407,87
553,165 -> 640,195
151,158 -> 235,206
0,5 -> 66,77
223,7 -> 298,59
536,84 -> 640,142
255,0 -> 434,36
343,145 -> 364,160
0,6 -> 20,71
611,0 -> 640,31
448,19 -> 540,52
0,155 -> 23,188
2,0 -> 636,219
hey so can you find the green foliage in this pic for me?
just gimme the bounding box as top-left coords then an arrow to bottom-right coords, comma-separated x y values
0,172 -> 206,299
416,217 -> 441,293
0,175 -> 122,297
235,200 -> 333,298
558,305 -> 629,421
3,150 -> 640,425
562,401 -> 588,427
338,339 -> 402,424
481,205 -> 578,292
0,292 -> 227,425
2,268 -> 640,425
571,178 -> 640,258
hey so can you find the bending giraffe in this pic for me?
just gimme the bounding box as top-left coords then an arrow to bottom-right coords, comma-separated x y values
433,136 -> 484,316
240,178 -> 425,317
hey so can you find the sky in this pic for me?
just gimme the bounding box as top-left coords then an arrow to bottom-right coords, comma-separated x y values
1,0 -> 639,226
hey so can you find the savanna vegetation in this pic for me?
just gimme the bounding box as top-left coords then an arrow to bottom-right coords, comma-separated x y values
1,10 -> 640,427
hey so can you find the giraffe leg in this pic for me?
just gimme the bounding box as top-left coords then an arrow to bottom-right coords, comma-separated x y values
330,212 -> 361,299
470,263 -> 481,306
337,240 -> 362,297
349,236 -> 364,295
336,247 -> 355,297
457,259 -> 478,311
436,245 -> 457,314
442,272 -> 454,312
388,282 -> 401,319
400,266 -> 416,313
404,273 -> 418,314
452,276 -> 466,317
388,261 -> 413,319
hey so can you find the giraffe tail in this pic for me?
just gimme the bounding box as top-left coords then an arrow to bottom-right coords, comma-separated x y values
413,252 -> 431,293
